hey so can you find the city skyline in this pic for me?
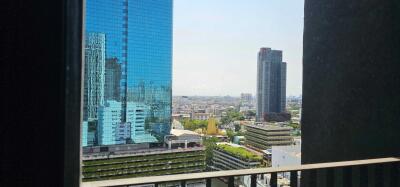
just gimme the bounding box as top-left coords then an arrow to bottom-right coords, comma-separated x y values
173,0 -> 304,97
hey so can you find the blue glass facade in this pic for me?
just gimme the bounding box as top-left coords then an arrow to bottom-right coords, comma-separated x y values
83,0 -> 172,146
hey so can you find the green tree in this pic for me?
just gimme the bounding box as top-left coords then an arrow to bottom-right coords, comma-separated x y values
235,131 -> 245,136
226,129 -> 235,142
203,137 -> 219,167
234,124 -> 241,132
181,119 -> 208,131
220,108 -> 245,125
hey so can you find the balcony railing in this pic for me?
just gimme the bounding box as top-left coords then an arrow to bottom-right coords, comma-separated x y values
82,157 -> 400,187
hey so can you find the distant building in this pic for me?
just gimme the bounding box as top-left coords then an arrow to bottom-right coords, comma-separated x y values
191,113 -> 211,120
97,100 -> 122,145
83,33 -> 106,121
165,129 -> 202,149
97,100 -> 157,145
87,126 -> 97,146
211,143 -> 263,187
82,121 -> 88,147
211,143 -> 262,171
82,120 -> 98,146
262,149 -> 272,166
240,93 -> 253,105
256,48 -> 287,121
104,58 -> 121,101
245,124 -> 293,150
239,106 -> 251,112
171,113 -> 191,121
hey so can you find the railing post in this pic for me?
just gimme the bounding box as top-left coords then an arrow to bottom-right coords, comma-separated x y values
228,176 -> 234,187
342,167 -> 352,187
206,178 -> 211,187
326,168 -> 334,187
374,164 -> 383,187
251,174 -> 257,187
270,172 -> 277,187
359,165 -> 368,187
390,162 -> 399,187
290,171 -> 298,187
309,170 -> 317,187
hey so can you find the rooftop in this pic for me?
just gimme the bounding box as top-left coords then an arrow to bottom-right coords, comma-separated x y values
246,124 -> 293,131
83,147 -> 205,161
216,143 -> 262,162
170,129 -> 200,136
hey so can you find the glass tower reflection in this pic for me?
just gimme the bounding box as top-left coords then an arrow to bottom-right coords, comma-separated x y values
83,0 -> 172,146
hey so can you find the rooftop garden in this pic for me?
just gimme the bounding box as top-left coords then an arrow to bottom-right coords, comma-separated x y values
216,144 -> 262,162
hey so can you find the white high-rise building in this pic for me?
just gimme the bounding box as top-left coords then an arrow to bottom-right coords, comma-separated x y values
97,101 -> 157,145
83,33 -> 105,120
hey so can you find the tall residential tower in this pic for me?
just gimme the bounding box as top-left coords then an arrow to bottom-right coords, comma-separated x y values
256,48 -> 287,121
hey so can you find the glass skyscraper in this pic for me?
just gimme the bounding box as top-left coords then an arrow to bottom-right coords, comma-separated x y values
83,0 -> 172,146
256,48 -> 287,121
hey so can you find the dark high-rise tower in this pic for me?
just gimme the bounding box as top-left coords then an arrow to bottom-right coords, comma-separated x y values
256,48 -> 287,121
104,58 -> 121,101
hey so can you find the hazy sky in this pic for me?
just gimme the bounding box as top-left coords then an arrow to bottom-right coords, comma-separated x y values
173,0 -> 304,97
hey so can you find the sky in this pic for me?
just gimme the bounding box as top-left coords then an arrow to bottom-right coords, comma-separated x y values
173,0 -> 304,97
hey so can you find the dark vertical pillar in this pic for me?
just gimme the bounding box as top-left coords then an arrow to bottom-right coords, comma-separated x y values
228,176 -> 234,187
302,0 -> 400,185
374,164 -> 384,187
250,174 -> 257,187
359,165 -> 369,187
64,0 -> 84,186
206,178 -> 211,187
326,168 -> 334,187
303,0 -> 400,163
308,170 -> 317,187
270,173 -> 278,187
389,162 -> 399,187
342,167 -> 352,187
0,0 -> 83,186
290,171 -> 298,187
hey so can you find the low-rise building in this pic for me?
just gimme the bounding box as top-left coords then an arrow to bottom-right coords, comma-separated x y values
244,124 -> 293,150
211,143 -> 262,171
191,113 -> 211,120
171,119 -> 184,130
164,129 -> 202,149
211,143 -> 263,187
82,147 -> 206,182
172,113 -> 191,121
